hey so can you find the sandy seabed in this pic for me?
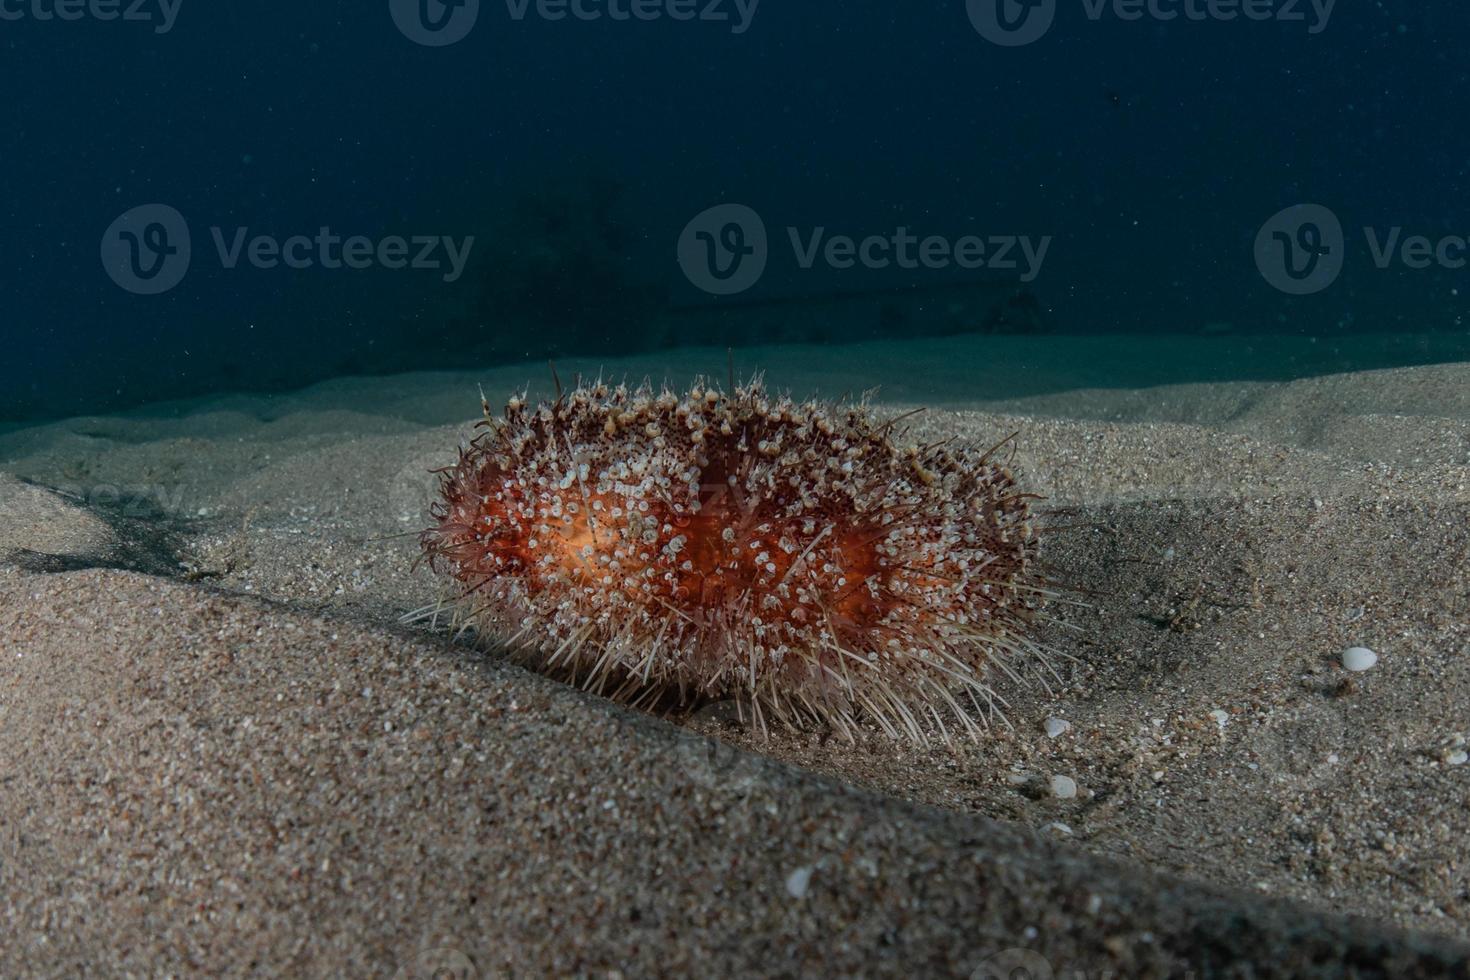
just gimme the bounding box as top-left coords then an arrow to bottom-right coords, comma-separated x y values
2,335 -> 1469,977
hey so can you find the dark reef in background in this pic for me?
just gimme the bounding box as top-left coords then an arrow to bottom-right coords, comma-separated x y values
325,175 -> 1051,403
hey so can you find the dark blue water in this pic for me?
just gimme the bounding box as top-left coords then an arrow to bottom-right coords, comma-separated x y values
3,1 -> 1468,421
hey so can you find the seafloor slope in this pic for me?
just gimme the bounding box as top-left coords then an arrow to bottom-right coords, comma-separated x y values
2,335 -> 1468,976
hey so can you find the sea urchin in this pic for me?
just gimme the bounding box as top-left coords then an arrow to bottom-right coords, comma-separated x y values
419,377 -> 1049,742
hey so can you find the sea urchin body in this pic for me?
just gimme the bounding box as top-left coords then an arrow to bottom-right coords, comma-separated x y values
420,378 -> 1047,742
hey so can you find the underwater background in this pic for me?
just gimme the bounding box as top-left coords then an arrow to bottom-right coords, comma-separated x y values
3,1 -> 1469,421
9,6 -> 1470,974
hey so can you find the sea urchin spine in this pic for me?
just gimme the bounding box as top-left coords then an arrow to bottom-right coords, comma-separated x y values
420,378 -> 1048,742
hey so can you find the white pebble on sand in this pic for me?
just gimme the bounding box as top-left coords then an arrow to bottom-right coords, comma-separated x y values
1342,647 -> 1378,672
785,866 -> 813,899
1208,709 -> 1229,730
1044,717 -> 1071,738
1050,775 -> 1078,799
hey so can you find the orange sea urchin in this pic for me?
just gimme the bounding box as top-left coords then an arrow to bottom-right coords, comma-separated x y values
420,378 -> 1049,742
